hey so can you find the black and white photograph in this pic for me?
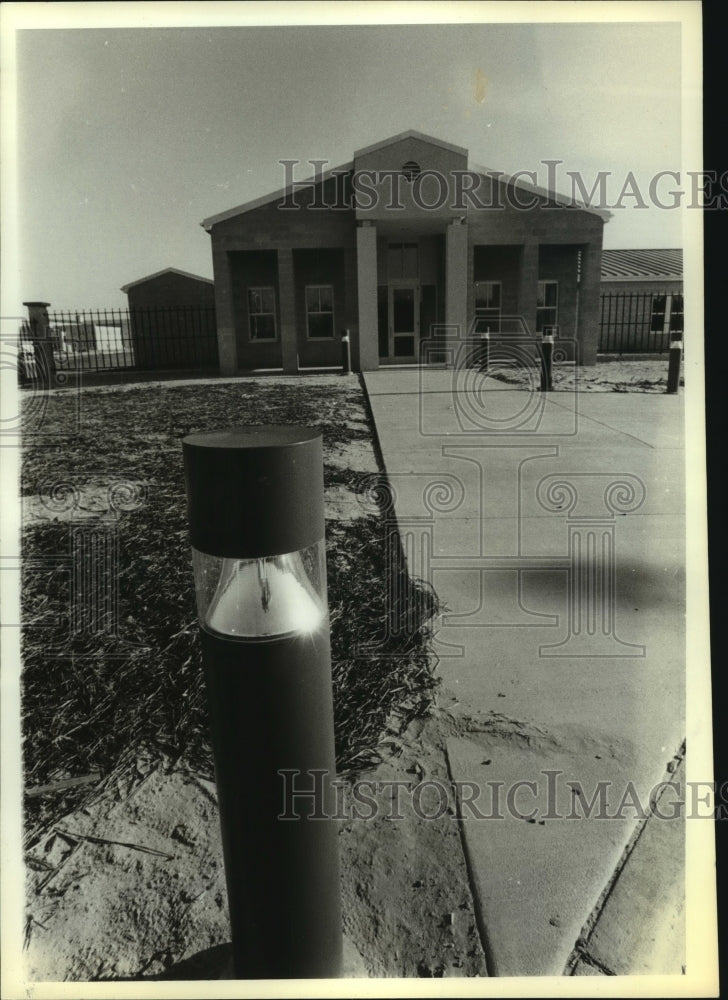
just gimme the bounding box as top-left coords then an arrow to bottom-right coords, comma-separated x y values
0,2 -> 718,995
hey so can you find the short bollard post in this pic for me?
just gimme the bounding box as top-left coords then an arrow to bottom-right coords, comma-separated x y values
183,427 -> 343,979
540,332 -> 554,391
341,329 -> 351,375
666,336 -> 683,394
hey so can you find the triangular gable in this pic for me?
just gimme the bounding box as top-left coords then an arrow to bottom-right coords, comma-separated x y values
470,162 -> 613,222
353,130 -> 468,160
121,267 -> 214,292
200,132 -> 612,230
200,161 -> 353,231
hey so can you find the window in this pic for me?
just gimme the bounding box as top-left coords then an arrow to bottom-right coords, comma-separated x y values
247,287 -> 276,340
306,285 -> 335,339
536,281 -> 558,332
474,281 -> 502,330
668,293 -> 683,334
387,243 -> 418,279
651,292 -> 684,336
650,295 -> 667,333
402,161 -> 421,182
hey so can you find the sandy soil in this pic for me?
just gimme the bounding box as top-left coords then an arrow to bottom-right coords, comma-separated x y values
489,358 -> 684,393
23,699 -> 493,981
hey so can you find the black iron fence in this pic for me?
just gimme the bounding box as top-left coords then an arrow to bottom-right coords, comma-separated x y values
599,291 -> 684,355
19,306 -> 219,378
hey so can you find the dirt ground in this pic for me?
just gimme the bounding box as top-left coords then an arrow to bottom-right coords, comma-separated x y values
490,357 -> 684,392
23,698 -> 494,981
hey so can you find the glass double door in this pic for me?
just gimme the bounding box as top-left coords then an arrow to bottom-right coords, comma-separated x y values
387,283 -> 419,361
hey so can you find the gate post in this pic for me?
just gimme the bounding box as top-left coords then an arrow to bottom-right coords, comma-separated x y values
24,301 -> 56,388
666,334 -> 683,394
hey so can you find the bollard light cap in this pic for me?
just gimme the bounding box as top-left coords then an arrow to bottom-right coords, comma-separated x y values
183,426 -> 324,558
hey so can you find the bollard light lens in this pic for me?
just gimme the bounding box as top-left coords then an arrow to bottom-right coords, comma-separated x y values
192,542 -> 327,640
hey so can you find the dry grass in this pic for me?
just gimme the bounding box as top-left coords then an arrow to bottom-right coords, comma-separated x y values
20,380 -> 439,843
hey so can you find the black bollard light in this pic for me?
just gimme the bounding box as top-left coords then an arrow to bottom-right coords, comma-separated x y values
540,331 -> 554,391
341,329 -> 351,375
666,336 -> 683,394
183,426 -> 343,979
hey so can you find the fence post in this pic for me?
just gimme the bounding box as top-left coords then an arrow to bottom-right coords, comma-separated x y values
666,334 -> 683,394
540,331 -> 554,391
23,302 -> 56,388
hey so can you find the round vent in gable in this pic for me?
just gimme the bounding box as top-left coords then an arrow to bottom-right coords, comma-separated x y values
402,161 -> 421,182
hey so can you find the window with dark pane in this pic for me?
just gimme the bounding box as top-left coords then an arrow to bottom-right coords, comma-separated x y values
387,243 -> 419,280
536,280 -> 558,332
306,285 -> 335,339
650,295 -> 667,333
669,293 -> 684,333
248,286 -> 277,340
474,281 -> 502,331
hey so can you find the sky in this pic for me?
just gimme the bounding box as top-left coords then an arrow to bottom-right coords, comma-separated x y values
3,3 -> 697,313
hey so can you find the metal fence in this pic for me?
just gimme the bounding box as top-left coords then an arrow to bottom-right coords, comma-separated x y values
19,306 -> 219,376
599,291 -> 684,355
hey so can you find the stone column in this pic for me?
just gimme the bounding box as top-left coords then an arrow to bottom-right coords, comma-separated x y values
577,236 -> 603,365
356,223 -> 379,372
23,301 -> 56,388
211,247 -> 238,376
517,242 -> 539,336
277,248 -> 299,374
445,220 -> 468,367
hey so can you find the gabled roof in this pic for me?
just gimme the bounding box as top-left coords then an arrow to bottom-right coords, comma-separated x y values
470,162 -> 612,222
200,160 -> 353,231
353,130 -> 468,160
601,248 -> 683,280
200,131 -> 612,229
121,267 -> 214,292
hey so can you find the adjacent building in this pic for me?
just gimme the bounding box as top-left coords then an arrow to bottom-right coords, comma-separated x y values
202,131 -> 611,373
599,249 -> 683,353
121,267 -> 216,310
120,267 -> 217,370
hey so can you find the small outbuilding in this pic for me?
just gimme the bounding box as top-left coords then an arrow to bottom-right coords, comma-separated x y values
120,268 -> 217,370
121,268 -> 216,310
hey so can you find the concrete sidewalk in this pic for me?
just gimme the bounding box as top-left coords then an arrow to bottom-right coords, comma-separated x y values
363,370 -> 686,976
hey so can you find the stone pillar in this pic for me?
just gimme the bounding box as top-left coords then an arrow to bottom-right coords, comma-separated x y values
578,236 -> 603,366
277,248 -> 299,374
211,247 -> 238,376
23,301 -> 56,388
517,242 -> 539,336
356,223 -> 379,372
445,220 -> 468,366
